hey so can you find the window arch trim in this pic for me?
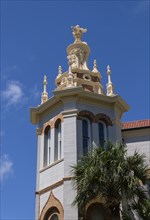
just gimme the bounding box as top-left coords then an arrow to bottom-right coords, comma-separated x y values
40,191 -> 64,220
78,110 -> 95,123
94,113 -> 112,126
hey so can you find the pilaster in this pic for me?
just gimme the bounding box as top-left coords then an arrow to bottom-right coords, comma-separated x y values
62,109 -> 78,220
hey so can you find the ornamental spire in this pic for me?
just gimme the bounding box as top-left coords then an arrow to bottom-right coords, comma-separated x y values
106,65 -> 115,96
92,60 -> 102,80
56,65 -> 62,79
41,75 -> 48,104
107,65 -> 112,83
92,60 -> 99,73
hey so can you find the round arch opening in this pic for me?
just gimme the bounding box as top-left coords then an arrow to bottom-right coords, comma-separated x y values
86,203 -> 106,220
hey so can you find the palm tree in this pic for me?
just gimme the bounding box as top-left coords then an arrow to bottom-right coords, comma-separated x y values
72,142 -> 149,220
121,186 -> 150,220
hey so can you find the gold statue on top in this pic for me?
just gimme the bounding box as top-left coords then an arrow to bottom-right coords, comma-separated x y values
71,25 -> 87,43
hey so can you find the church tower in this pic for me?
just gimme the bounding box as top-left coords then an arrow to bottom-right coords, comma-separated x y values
30,25 -> 129,220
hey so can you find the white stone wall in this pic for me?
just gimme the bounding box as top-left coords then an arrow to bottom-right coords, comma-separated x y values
122,128 -> 150,167
39,160 -> 64,190
63,181 -> 78,220
63,112 -> 78,219
63,114 -> 77,177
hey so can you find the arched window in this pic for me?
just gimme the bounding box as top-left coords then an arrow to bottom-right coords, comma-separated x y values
82,118 -> 91,154
49,214 -> 59,220
55,119 -> 62,161
44,126 -> 51,167
43,208 -> 60,220
98,121 -> 107,146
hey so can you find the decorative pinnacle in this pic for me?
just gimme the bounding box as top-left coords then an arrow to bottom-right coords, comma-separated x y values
68,63 -> 72,76
107,65 -> 112,83
107,65 -> 111,75
106,65 -> 114,96
71,25 -> 87,43
58,65 -> 62,75
41,75 -> 48,104
67,64 -> 74,87
56,65 -> 62,79
92,59 -> 98,72
43,75 -> 48,91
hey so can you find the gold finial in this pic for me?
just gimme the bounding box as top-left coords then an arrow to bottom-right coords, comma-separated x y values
41,75 -> 48,104
71,25 -> 87,43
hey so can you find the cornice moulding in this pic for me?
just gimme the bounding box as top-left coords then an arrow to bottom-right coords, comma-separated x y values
30,88 -> 129,125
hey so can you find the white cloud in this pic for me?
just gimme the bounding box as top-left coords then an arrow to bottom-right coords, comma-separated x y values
1,81 -> 24,106
0,155 -> 13,181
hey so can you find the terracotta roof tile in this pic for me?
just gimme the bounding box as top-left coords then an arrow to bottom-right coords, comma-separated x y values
122,119 -> 150,130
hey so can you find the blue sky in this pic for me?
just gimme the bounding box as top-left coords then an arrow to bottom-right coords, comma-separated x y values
0,1 -> 149,219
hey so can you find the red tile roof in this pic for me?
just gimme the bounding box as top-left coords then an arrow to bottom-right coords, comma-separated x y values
122,119 -> 150,130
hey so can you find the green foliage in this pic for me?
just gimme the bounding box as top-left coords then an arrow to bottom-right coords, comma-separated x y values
132,194 -> 150,220
71,142 -> 149,218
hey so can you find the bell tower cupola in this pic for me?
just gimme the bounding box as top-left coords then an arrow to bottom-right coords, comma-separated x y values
55,25 -> 103,94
